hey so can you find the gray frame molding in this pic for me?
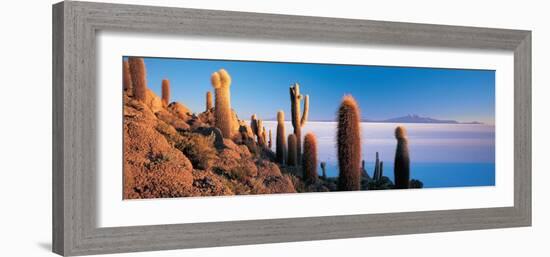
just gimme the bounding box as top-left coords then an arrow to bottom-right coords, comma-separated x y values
52,1 -> 531,256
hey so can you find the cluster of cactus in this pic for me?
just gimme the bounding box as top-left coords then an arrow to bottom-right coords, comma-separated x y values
206,91 -> 213,111
250,114 -> 267,147
276,111 -> 287,164
394,126 -> 410,189
211,69 -> 233,138
123,58 -> 420,192
128,57 -> 147,101
336,96 -> 362,191
161,79 -> 170,107
287,134 -> 298,167
303,133 -> 318,182
289,83 -> 309,161
372,152 -> 384,181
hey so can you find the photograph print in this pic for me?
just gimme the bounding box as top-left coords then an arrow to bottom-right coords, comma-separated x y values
122,57 -> 495,199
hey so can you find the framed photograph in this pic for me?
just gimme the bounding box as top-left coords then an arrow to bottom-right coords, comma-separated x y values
52,1 -> 531,256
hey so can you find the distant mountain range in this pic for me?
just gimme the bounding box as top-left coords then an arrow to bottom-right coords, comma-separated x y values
267,114 -> 483,124
370,114 -> 483,124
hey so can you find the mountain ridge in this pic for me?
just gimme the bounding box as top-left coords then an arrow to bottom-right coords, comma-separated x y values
265,114 -> 483,124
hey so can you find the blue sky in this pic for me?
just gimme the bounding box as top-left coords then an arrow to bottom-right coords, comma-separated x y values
126,57 -> 495,124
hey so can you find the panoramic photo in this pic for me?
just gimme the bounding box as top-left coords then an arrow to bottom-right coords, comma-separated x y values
122,56 -> 495,199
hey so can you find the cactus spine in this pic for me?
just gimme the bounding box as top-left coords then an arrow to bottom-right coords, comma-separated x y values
289,83 -> 309,161
287,134 -> 298,167
211,69 -> 233,138
336,95 -> 361,191
206,91 -> 213,111
276,111 -> 287,164
128,57 -> 147,101
161,79 -> 170,107
320,162 -> 327,179
303,133 -> 318,182
123,60 -> 133,95
394,126 -> 410,189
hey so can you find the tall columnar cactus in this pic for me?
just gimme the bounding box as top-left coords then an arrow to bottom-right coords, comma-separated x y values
337,95 -> 361,191
256,119 -> 266,147
276,111 -> 287,164
361,159 -> 368,178
373,152 -> 380,181
250,114 -> 259,136
122,60 -> 133,95
206,91 -> 213,111
161,79 -> 170,107
261,126 -> 267,148
287,134 -> 298,167
128,57 -> 147,101
394,126 -> 410,189
303,133 -> 318,182
379,161 -> 384,179
268,129 -> 272,149
211,69 -> 233,138
320,162 -> 327,179
289,83 -> 309,160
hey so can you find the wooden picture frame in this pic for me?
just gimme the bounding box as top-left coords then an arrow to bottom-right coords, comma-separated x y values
52,1 -> 531,256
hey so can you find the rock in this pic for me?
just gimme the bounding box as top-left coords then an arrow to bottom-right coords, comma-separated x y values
256,175 -> 295,194
256,160 -> 283,177
123,108 -> 194,199
144,89 -> 164,113
237,145 -> 252,159
168,102 -> 192,121
156,109 -> 190,131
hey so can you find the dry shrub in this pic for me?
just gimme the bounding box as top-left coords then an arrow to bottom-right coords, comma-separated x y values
175,132 -> 217,170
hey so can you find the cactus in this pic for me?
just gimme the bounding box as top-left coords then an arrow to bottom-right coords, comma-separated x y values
394,126 -> 410,189
128,57 -> 147,101
336,95 -> 361,191
287,134 -> 298,167
320,162 -> 327,179
250,115 -> 267,147
303,133 -> 318,182
289,83 -> 309,160
261,125 -> 267,148
250,114 -> 259,136
268,129 -> 272,149
257,120 -> 265,147
379,161 -> 384,179
122,60 -> 133,95
410,179 -> 423,188
361,159 -> 368,178
373,152 -> 380,181
206,91 -> 213,111
211,69 -> 233,138
161,79 -> 170,107
276,111 -> 287,164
